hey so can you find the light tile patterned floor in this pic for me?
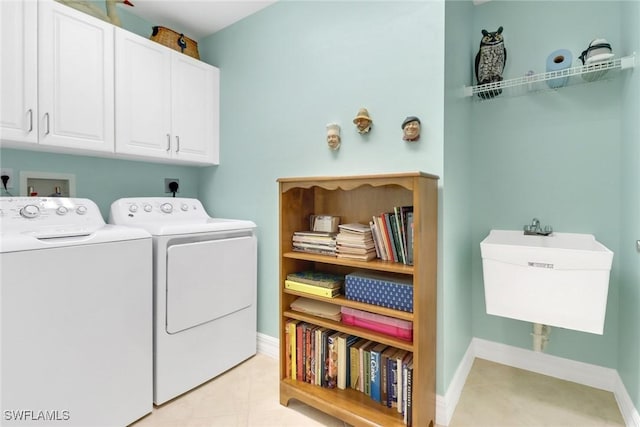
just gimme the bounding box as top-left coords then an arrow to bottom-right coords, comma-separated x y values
130,353 -> 625,427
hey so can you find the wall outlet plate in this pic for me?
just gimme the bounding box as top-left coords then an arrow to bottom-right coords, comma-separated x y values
0,168 -> 14,189
164,178 -> 179,193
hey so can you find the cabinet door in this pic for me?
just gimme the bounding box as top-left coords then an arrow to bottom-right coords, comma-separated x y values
0,0 -> 38,144
171,54 -> 219,164
38,0 -> 114,152
115,29 -> 172,159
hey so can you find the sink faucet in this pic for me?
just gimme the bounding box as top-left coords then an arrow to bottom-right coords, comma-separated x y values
524,217 -> 553,236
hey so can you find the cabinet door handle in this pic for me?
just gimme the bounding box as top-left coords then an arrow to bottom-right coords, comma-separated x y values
27,109 -> 33,132
166,134 -> 171,152
44,113 -> 50,135
175,135 -> 180,152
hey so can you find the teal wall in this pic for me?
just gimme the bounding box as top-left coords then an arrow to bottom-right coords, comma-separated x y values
0,149 -> 200,219
197,0 -> 447,388
442,0 -> 474,394
470,1 -> 622,367
619,0 -> 640,410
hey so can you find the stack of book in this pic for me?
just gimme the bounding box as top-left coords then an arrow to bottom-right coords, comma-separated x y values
284,321 -> 415,421
335,223 -> 377,261
285,271 -> 344,298
292,230 -> 337,256
370,206 -> 414,264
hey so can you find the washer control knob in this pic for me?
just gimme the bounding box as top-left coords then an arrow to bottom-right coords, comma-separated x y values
56,206 -> 68,215
20,204 -> 40,218
181,203 -> 189,212
161,203 -> 173,213
144,204 -> 153,213
129,204 -> 139,213
76,205 -> 88,215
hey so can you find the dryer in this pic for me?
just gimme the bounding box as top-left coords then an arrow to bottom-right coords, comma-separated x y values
109,197 -> 257,405
0,197 -> 152,427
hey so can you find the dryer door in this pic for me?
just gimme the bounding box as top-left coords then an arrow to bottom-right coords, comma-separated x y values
166,234 -> 257,334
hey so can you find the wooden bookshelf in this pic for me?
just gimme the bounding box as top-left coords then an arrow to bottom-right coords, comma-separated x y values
278,172 -> 438,427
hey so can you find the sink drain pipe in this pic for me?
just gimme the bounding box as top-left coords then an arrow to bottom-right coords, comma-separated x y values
532,323 -> 551,352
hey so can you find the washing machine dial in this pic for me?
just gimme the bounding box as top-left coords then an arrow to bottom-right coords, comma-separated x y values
161,203 -> 173,213
143,204 -> 153,213
129,204 -> 139,213
181,203 -> 189,212
56,206 -> 68,215
20,204 -> 40,218
75,205 -> 87,215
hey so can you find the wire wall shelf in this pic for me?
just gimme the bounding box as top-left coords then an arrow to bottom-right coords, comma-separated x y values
463,54 -> 636,99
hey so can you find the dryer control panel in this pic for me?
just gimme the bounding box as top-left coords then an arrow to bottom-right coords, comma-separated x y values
109,197 -> 210,223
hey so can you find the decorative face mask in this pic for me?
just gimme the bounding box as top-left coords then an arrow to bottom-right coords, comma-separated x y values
401,116 -> 421,142
353,108 -> 372,134
326,123 -> 341,150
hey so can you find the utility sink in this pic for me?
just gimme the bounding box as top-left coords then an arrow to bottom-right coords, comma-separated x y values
480,230 -> 613,335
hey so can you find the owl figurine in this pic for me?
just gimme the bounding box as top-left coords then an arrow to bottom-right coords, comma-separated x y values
474,26 -> 507,99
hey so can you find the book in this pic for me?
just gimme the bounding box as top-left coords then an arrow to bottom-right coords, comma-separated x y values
399,206 -> 413,264
369,343 -> 388,403
363,341 -> 375,396
296,322 -> 305,381
285,319 -> 292,379
286,271 -> 344,289
406,211 -> 414,265
335,251 -> 377,261
358,340 -> 373,393
338,223 -> 372,233
380,213 -> 398,262
290,297 -> 341,321
406,360 -> 414,426
285,279 -> 340,298
393,350 -> 408,411
349,339 -> 365,390
393,207 -> 407,264
369,220 -> 382,259
286,319 -> 300,380
372,215 -> 389,261
381,346 -> 397,407
325,332 -> 340,388
337,334 -> 358,390
292,230 -> 338,256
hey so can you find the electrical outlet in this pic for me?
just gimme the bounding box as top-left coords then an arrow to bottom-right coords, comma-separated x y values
164,178 -> 179,193
0,168 -> 14,189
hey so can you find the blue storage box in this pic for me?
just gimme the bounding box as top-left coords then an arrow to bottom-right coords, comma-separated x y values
345,272 -> 413,312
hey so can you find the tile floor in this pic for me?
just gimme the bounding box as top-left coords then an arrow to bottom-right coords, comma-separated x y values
130,353 -> 625,427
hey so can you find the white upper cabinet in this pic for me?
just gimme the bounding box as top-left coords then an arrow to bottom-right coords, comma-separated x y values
115,29 -> 172,158
38,0 -> 115,152
171,53 -> 219,165
1,0 -> 218,165
115,29 -> 219,165
0,0 -> 38,144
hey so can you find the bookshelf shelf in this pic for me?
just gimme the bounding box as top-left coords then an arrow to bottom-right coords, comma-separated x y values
283,251 -> 415,275
283,310 -> 414,352
282,291 -> 415,321
278,172 -> 438,427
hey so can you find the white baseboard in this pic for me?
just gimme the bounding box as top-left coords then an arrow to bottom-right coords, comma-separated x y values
256,333 -> 640,427
257,332 -> 279,359
435,342 -> 476,426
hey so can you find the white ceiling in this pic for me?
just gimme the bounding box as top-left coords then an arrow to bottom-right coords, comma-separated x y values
124,0 -> 276,40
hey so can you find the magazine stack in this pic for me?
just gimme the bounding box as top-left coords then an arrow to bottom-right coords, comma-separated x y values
292,230 -> 337,256
335,223 -> 376,261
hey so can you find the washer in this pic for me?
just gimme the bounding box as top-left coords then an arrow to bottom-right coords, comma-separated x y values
0,197 -> 152,427
109,197 -> 257,405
